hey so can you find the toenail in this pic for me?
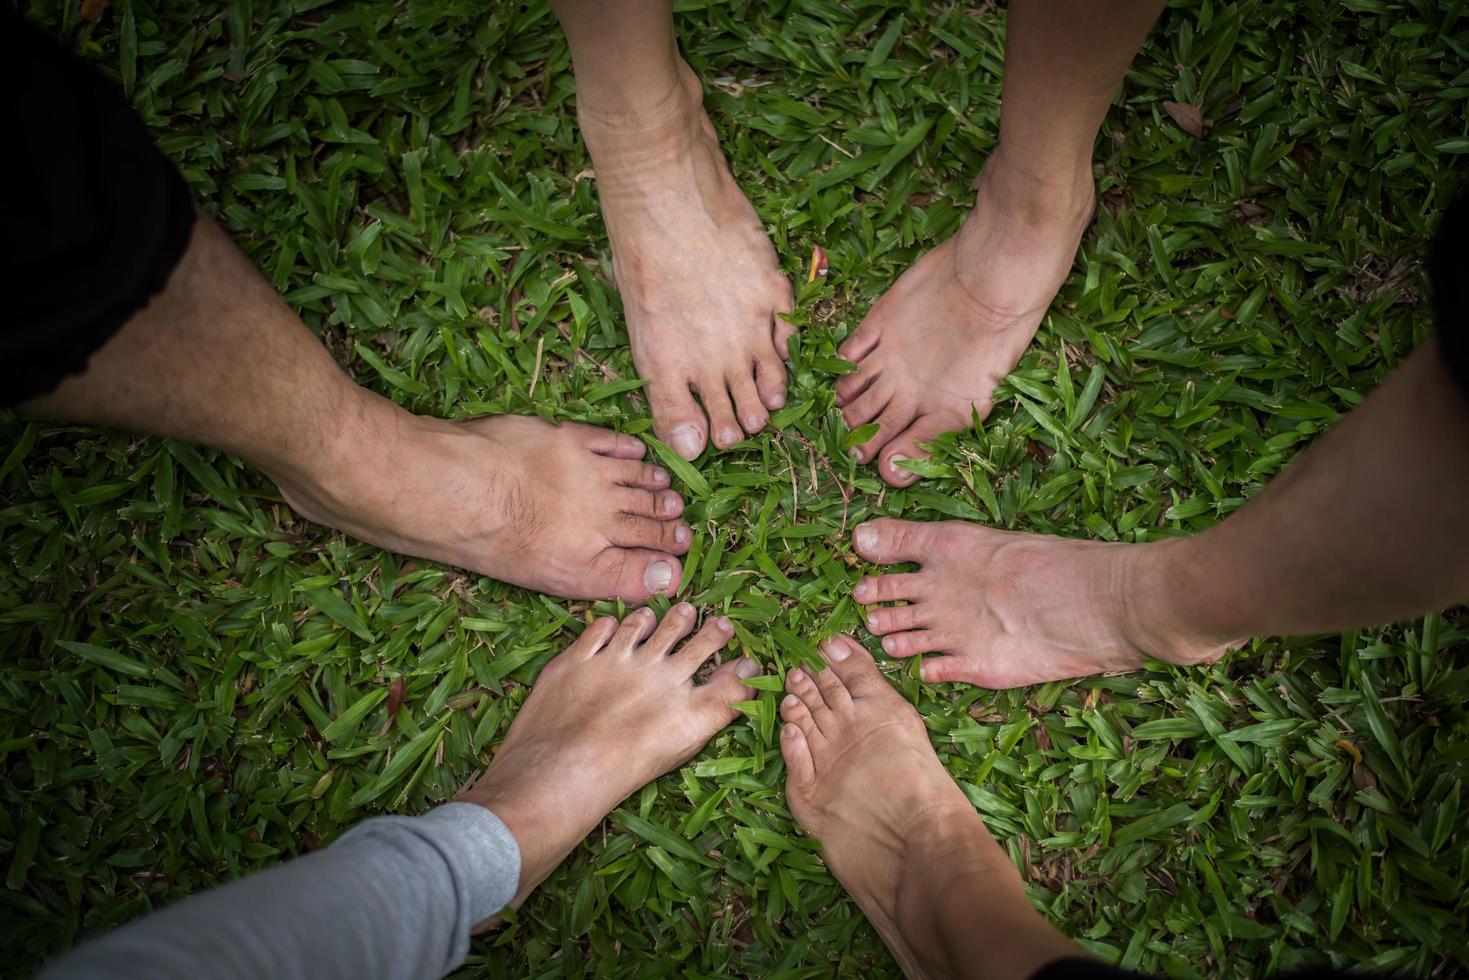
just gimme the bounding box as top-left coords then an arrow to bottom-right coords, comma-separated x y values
745,414 -> 764,431
644,560 -> 673,593
670,425 -> 702,460
826,639 -> 850,662
653,466 -> 668,484
854,523 -> 877,554
717,616 -> 733,633
849,448 -> 862,462
881,636 -> 894,654
661,494 -> 678,515
866,614 -> 878,630
888,454 -> 908,473
676,602 -> 694,617
853,581 -> 870,601
720,426 -> 740,447
783,723 -> 800,740
770,392 -> 786,408
783,694 -> 799,707
736,658 -> 759,679
789,669 -> 805,685
675,524 -> 690,545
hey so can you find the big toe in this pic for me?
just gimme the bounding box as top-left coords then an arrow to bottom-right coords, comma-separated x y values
649,379 -> 708,461
597,549 -> 682,603
877,414 -> 953,488
851,517 -> 937,565
819,635 -> 890,701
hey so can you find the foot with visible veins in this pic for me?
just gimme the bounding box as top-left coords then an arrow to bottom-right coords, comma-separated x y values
850,518 -> 1238,688
458,605 -> 757,908
780,635 -> 1079,980
835,152 -> 1095,487
580,62 -> 795,461
273,393 -> 692,603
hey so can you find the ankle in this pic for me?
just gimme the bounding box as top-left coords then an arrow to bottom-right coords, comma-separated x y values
575,58 -> 700,136
975,146 -> 1095,226
1122,540 -> 1245,665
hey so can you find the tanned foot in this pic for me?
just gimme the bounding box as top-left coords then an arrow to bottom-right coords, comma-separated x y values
273,395 -> 691,603
850,518 -> 1237,688
580,62 -> 795,461
779,635 -> 1077,980
457,605 -> 757,907
835,153 -> 1094,487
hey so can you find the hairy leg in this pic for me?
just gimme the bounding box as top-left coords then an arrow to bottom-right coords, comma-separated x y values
850,341 -> 1469,686
26,210 -> 690,602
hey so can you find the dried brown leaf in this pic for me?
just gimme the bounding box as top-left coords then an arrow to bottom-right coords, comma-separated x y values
80,0 -> 109,22
1163,100 -> 1208,138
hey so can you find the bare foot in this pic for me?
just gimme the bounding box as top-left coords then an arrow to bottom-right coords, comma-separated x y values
850,518 -> 1237,688
779,635 -> 1076,980
835,153 -> 1094,486
457,605 -> 757,907
580,62 -> 795,460
273,395 -> 691,603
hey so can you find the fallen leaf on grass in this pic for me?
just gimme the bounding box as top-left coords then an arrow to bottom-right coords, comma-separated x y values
377,676 -> 406,736
806,244 -> 828,284
1163,100 -> 1210,138
80,0 -> 109,22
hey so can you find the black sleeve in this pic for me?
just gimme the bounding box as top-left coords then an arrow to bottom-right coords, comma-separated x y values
0,11 -> 195,405
1030,958 -> 1390,980
1431,190 -> 1468,397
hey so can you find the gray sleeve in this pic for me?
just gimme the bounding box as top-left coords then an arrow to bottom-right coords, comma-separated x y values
40,802 -> 521,980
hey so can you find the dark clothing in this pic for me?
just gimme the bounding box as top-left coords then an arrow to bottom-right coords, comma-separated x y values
1432,191 -> 1469,396
1,11 -> 193,404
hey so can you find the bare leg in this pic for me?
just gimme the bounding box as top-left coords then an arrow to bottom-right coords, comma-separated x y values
26,210 -> 692,602
459,605 -> 757,907
849,341 -> 1469,687
836,0 -> 1167,486
548,0 -> 795,461
780,636 -> 1081,979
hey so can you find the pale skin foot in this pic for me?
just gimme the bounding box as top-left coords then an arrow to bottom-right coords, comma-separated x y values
780,635 -> 1080,979
579,62 -> 796,460
274,402 -> 692,603
850,518 -> 1235,688
835,153 -> 1094,487
457,605 -> 758,908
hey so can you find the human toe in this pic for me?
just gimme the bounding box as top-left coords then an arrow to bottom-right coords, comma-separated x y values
649,379 -> 708,461
819,635 -> 889,699
607,606 -> 659,655
865,603 -> 929,636
609,460 -> 671,491
852,518 -> 935,565
780,690 -> 820,741
879,630 -> 945,659
852,404 -> 913,466
698,380 -> 744,450
780,722 -> 817,788
672,615 -> 735,678
693,656 -> 760,724
878,415 -> 952,488
612,513 -> 691,553
852,572 -> 926,604
640,602 -> 697,657
728,374 -> 768,436
597,549 -> 682,602
754,349 -> 788,411
576,424 -> 647,460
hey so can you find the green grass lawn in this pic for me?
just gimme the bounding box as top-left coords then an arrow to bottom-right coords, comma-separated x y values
3,0 -> 1468,975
